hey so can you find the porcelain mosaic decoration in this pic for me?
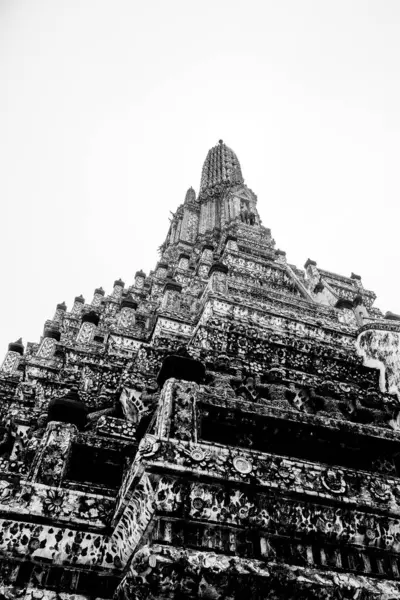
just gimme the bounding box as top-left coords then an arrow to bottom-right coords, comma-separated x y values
0,140 -> 399,598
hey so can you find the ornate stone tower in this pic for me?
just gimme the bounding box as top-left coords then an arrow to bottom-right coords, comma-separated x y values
0,141 -> 399,599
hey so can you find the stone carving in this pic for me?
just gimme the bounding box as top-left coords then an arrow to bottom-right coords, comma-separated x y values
233,455 -> 253,474
321,468 -> 347,494
0,141 -> 396,599
357,323 -> 400,401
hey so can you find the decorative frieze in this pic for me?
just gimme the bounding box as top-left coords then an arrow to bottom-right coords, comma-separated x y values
0,141 -> 396,599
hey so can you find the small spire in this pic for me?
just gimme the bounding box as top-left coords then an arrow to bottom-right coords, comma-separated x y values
200,141 -> 243,196
184,187 -> 196,204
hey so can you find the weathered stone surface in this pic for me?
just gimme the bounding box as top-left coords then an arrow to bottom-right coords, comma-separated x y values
0,142 -> 396,599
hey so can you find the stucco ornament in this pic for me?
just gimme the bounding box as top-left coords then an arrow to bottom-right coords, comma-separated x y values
137,434 -> 160,458
233,455 -> 253,474
356,324 -> 400,401
321,468 -> 346,494
190,446 -> 208,462
369,479 -> 391,503
0,140 -> 399,597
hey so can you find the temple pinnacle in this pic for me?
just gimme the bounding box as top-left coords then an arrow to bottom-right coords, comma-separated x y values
199,140 -> 244,197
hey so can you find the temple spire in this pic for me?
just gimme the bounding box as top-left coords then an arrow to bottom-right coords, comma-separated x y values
199,140 -> 244,200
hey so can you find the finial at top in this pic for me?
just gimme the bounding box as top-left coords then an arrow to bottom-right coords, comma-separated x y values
8,338 -> 24,355
199,140 -> 244,196
184,187 -> 197,204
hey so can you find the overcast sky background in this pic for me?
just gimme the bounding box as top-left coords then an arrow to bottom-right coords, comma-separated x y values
1,0 -> 400,353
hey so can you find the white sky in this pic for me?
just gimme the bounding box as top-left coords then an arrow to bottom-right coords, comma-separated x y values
1,0 -> 400,354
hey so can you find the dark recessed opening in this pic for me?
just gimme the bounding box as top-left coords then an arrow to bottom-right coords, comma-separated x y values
66,443 -> 125,489
200,404 -> 400,475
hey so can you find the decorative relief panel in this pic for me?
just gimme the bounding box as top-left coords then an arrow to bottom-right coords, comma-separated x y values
77,321 -> 95,344
0,140 -> 395,597
37,337 -> 56,359
1,352 -> 19,373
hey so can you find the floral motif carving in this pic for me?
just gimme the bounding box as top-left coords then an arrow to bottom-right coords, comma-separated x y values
0,140 -> 395,597
321,469 -> 347,495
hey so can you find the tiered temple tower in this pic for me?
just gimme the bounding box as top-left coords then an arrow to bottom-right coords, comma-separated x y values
0,141 -> 400,599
